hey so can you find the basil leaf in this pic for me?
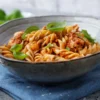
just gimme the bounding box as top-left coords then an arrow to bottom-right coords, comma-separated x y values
66,47 -> 70,51
46,21 -> 66,32
6,9 -> 23,20
45,43 -> 54,48
22,26 -> 39,39
11,44 -> 27,60
0,9 -> 6,20
13,51 -> 27,60
0,20 -> 6,24
81,30 -> 95,43
10,44 -> 23,52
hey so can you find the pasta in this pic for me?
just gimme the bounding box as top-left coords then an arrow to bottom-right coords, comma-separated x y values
0,22 -> 100,63
79,43 -> 100,56
0,45 -> 13,58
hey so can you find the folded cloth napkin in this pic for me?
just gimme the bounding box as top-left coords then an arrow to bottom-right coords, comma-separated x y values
0,64 -> 100,100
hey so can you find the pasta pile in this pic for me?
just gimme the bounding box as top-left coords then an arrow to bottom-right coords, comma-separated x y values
0,22 -> 100,63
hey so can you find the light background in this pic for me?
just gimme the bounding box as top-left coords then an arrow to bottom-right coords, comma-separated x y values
0,0 -> 100,18
0,0 -> 100,100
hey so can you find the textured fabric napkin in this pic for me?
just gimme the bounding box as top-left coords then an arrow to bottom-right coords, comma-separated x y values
0,64 -> 100,100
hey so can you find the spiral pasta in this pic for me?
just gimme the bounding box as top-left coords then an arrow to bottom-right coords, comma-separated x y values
0,23 -> 100,63
27,30 -> 52,42
79,43 -> 100,56
0,45 -> 13,58
42,33 -> 57,46
53,48 -> 80,59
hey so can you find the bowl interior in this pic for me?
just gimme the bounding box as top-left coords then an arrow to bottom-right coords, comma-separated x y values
0,16 -> 100,45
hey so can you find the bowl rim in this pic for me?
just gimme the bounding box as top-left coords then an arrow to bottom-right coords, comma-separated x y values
0,52 -> 100,65
0,15 -> 100,64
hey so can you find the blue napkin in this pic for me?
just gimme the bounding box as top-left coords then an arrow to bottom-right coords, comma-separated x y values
0,64 -> 100,100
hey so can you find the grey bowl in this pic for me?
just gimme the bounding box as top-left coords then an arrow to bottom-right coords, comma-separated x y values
0,15 -> 100,82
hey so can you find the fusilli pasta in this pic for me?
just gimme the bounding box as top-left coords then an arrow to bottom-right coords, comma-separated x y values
0,23 -> 100,63
0,45 -> 13,58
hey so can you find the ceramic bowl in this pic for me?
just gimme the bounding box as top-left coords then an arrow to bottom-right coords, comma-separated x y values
0,15 -> 100,82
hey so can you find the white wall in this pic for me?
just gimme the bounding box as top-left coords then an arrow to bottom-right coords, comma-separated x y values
0,0 -> 100,18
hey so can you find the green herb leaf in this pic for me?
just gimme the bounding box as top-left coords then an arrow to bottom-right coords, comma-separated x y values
13,51 -> 27,60
81,30 -> 95,43
0,9 -> 6,20
0,20 -> 6,24
6,9 -> 23,20
46,21 -> 66,32
45,43 -> 54,48
66,47 -> 70,51
10,44 -> 27,60
0,9 -> 23,25
10,44 -> 23,52
22,26 -> 39,39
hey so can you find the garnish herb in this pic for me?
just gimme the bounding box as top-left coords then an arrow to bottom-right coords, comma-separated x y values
66,47 -> 70,51
10,44 -> 27,60
81,30 -> 95,43
0,9 -> 23,25
10,44 -> 23,52
45,43 -> 54,48
46,21 -> 66,32
22,26 -> 39,39
13,51 -> 27,60
6,9 -> 23,20
0,9 -> 6,20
